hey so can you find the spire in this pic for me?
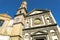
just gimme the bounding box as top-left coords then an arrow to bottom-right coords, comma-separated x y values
20,0 -> 27,10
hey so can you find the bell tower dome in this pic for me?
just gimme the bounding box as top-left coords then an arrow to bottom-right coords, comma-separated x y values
20,0 -> 27,10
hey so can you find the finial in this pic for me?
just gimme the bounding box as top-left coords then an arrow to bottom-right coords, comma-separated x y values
20,0 -> 27,9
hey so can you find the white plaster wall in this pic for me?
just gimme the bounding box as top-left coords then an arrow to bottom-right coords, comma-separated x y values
0,35 -> 10,40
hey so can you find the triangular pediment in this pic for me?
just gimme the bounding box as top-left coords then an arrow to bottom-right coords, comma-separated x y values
31,31 -> 48,36
29,9 -> 49,15
34,31 -> 47,35
34,31 -> 43,35
29,10 -> 43,15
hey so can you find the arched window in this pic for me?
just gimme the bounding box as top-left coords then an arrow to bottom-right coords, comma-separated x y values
45,17 -> 51,24
20,11 -> 21,13
0,20 -> 4,26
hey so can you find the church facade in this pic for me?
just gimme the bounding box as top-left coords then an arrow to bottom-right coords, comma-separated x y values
0,0 -> 60,40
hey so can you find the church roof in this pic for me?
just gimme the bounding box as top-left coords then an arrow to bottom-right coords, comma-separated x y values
0,14 -> 12,19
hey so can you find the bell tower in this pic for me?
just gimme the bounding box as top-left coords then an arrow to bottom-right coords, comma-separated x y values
10,0 -> 27,40
16,0 -> 27,15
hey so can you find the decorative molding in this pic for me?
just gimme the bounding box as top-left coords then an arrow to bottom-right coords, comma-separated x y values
31,33 -> 47,37
41,16 -> 45,25
10,35 -> 22,38
23,24 -> 57,31
31,18 -> 32,27
13,22 -> 24,26
14,13 -> 25,18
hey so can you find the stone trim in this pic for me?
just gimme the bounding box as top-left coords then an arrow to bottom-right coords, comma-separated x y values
23,24 -> 57,31
10,35 -> 22,38
14,13 -> 25,18
31,34 -> 47,37
13,22 -> 24,26
33,31 -> 48,35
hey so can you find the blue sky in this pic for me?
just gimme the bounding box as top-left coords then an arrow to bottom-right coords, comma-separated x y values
0,0 -> 60,26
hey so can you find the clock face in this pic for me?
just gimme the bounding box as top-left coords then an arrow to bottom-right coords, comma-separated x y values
34,18 -> 41,25
0,20 -> 4,26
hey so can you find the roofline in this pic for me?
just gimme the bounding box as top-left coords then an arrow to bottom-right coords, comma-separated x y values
28,8 -> 50,14
26,10 -> 50,17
